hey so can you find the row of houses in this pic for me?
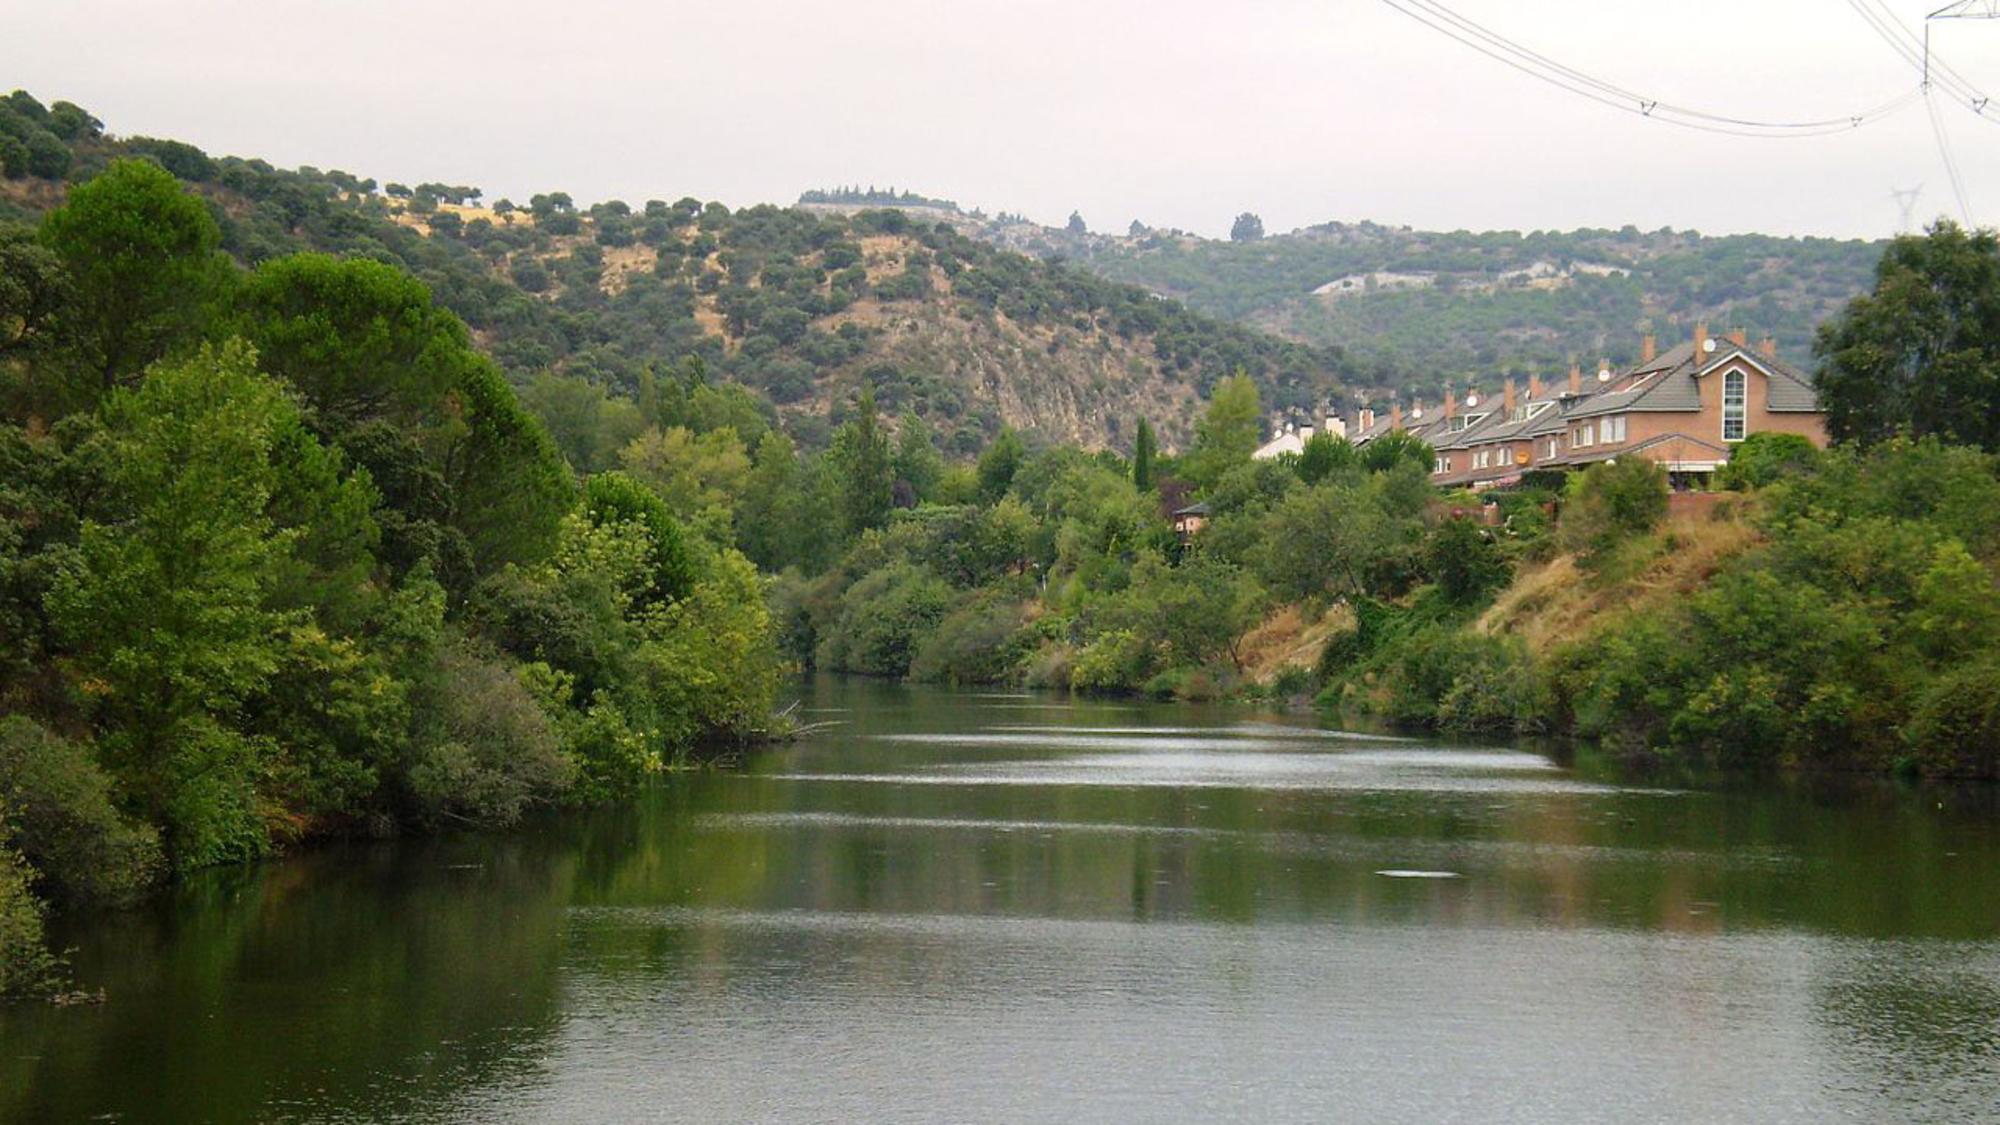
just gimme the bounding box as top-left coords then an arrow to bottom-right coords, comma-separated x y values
1259,324 -> 1827,490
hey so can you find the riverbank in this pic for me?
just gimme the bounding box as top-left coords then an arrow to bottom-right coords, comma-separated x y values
783,438 -> 2000,781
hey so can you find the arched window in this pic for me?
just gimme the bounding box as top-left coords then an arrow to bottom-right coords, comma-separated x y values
1722,369 -> 1746,441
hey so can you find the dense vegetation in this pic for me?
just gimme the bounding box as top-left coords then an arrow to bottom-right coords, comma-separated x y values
912,214 -> 1884,392
0,92 -> 1356,453
0,152 -> 782,997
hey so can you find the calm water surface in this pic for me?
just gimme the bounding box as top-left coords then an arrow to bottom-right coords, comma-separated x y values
5,678 -> 1999,1123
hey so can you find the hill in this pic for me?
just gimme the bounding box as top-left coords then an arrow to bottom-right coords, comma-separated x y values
0,94 -> 1355,453
794,194 -> 1886,393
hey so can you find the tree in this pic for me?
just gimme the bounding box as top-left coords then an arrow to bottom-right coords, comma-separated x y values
830,387 -> 893,536
1230,212 -> 1265,242
977,426 -> 1025,502
50,343 -> 296,867
1184,371 -> 1261,487
893,411 -> 943,504
236,253 -> 469,426
38,159 -> 226,390
1296,431 -> 1357,484
0,222 -> 72,360
1066,211 -> 1087,235
1360,429 -> 1433,474
1814,220 -> 2000,451
1425,516 -> 1511,606
1132,417 -> 1157,492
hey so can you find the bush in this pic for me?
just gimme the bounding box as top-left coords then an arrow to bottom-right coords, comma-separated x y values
1562,458 -> 1667,565
1424,516 -> 1511,606
815,563 -> 953,676
0,717 -> 162,904
403,640 -> 574,826
1905,657 -> 2000,777
910,596 -> 1033,685
0,840 -> 61,1000
1069,628 -> 1154,694
1717,431 -> 1821,491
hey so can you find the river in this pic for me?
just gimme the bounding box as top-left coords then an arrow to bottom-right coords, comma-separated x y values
3,677 -> 1998,1123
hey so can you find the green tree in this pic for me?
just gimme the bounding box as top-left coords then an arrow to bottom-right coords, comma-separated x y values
236,254 -> 470,426
38,159 -> 226,390
1814,220 -> 2000,451
1132,417 -> 1157,492
1425,516 -> 1511,606
1185,371 -> 1261,487
830,387 -> 892,537
977,426 -> 1026,503
50,342 -> 296,867
893,411 -> 944,503
1296,431 -> 1358,484
1230,212 -> 1265,242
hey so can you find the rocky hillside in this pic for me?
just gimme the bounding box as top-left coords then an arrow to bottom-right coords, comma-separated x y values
796,191 -> 1886,393
0,94 -> 1354,453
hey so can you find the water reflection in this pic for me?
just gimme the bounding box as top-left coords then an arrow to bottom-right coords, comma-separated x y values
2,676 -> 1995,1123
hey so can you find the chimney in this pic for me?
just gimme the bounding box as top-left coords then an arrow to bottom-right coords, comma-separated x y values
1358,407 -> 1375,433
1390,402 -> 1403,429
1503,378 -> 1517,414
1325,414 -> 1346,439
1567,363 -> 1582,395
1641,334 -> 1657,364
1757,336 -> 1777,360
1694,320 -> 1709,360
1528,373 -> 1544,401
1444,386 -> 1458,419
1300,424 -> 1314,441
1728,326 -> 1748,347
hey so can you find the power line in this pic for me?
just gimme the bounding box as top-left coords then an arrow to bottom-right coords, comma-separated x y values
1379,0 -> 1922,137
1925,89 -> 1975,222
1845,0 -> 1998,122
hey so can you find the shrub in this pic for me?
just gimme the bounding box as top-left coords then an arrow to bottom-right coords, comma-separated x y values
403,640 -> 574,826
815,563 -> 953,676
1717,431 -> 1821,490
910,596 -> 1033,685
1562,458 -> 1668,565
1070,629 -> 1154,694
1425,516 -> 1512,606
1905,658 -> 2000,777
0,839 -> 61,1000
0,717 -> 162,904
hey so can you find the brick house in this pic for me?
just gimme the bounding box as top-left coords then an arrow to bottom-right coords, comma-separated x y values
1359,325 -> 1828,489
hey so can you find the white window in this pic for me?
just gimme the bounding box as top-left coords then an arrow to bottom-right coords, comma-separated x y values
1602,416 -> 1627,443
1546,438 -> 1558,459
1722,370 -> 1746,441
1573,424 -> 1594,448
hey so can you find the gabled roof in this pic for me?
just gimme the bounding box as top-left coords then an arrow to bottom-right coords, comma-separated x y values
1564,338 -> 1821,418
1698,348 -> 1821,411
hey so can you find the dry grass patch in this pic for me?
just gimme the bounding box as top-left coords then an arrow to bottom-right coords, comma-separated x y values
1478,508 -> 1762,655
1238,603 -> 1353,681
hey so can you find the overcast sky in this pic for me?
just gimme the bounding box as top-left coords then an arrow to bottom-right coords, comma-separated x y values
7,0 -> 1999,240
